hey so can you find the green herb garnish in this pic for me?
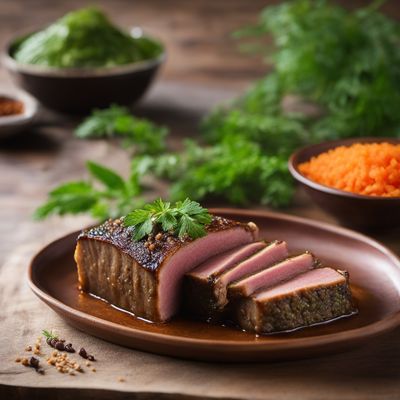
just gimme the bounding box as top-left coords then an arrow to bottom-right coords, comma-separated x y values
124,198 -> 212,241
42,330 -> 58,340
34,161 -> 144,221
75,105 -> 167,155
12,7 -> 163,68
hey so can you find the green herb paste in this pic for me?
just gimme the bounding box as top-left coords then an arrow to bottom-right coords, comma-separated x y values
12,7 -> 163,68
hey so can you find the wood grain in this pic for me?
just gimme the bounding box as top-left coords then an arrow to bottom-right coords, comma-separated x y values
0,1 -> 400,399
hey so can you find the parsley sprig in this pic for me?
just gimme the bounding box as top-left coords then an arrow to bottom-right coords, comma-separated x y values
124,198 -> 212,241
34,160 -> 144,221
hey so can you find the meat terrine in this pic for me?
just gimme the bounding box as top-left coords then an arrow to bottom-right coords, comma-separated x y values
74,216 -> 258,322
235,267 -> 356,334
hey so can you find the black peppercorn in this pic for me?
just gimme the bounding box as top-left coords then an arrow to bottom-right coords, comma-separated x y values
79,347 -> 88,359
55,341 -> 65,351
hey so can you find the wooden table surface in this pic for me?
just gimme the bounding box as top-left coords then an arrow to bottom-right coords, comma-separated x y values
1,1 -> 400,399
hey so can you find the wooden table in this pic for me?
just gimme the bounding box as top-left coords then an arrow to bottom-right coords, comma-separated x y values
1,1 -> 400,399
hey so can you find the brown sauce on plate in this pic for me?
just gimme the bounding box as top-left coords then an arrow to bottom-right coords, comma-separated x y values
68,283 -> 379,341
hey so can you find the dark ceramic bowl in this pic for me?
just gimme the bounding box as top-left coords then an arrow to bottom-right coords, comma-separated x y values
289,137 -> 400,230
2,32 -> 165,114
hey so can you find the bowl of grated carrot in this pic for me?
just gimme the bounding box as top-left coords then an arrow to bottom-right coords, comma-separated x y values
289,137 -> 400,230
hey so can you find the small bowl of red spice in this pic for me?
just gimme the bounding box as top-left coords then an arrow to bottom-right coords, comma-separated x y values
0,88 -> 38,137
289,138 -> 400,230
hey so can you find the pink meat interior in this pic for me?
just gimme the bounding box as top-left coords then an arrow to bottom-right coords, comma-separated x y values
158,227 -> 257,320
219,241 -> 289,287
229,252 -> 314,296
188,242 -> 266,279
254,267 -> 346,301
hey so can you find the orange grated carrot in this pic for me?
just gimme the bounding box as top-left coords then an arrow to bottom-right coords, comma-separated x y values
298,142 -> 400,197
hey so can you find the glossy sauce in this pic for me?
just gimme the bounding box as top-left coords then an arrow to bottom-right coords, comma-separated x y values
71,282 -> 378,341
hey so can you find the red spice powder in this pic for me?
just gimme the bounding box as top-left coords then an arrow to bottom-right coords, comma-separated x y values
0,96 -> 24,117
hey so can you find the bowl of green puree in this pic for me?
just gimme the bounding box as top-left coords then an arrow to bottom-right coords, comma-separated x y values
2,8 -> 165,113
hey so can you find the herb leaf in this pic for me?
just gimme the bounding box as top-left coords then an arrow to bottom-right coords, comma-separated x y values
33,181 -> 99,220
75,105 -> 168,155
34,161 -> 144,221
87,161 -> 126,192
124,198 -> 212,241
42,330 -> 58,340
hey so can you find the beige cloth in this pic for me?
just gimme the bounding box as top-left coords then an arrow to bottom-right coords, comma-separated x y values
1,236 -> 400,400
1,75 -> 400,397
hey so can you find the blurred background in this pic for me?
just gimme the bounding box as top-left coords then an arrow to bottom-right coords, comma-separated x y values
1,0 -> 400,253
1,0 -> 399,90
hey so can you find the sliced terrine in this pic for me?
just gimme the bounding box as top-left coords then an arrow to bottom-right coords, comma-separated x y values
74,216 -> 258,322
184,241 -> 289,320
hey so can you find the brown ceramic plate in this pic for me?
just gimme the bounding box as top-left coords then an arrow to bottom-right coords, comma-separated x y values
28,209 -> 400,362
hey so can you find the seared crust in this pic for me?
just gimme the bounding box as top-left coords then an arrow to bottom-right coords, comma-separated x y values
78,215 -> 257,273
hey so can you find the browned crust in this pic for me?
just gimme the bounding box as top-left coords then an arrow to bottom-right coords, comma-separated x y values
236,270 -> 357,333
78,215 -> 256,273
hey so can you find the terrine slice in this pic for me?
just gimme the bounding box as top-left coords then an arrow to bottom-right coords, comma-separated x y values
236,267 -> 356,334
184,241 -> 289,320
228,252 -> 316,298
189,241 -> 267,280
75,216 -> 258,322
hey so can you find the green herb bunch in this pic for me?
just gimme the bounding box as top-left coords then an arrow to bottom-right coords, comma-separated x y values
136,136 -> 294,207
124,198 -> 212,240
206,0 -> 400,146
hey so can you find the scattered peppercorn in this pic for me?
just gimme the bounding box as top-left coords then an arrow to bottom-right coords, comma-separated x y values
79,347 -> 95,361
29,357 -> 40,369
19,356 -> 45,374
65,343 -> 75,353
16,331 -> 102,377
55,341 -> 65,351
79,347 -> 87,359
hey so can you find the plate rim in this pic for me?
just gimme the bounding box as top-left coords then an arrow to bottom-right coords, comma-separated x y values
28,208 -> 400,353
